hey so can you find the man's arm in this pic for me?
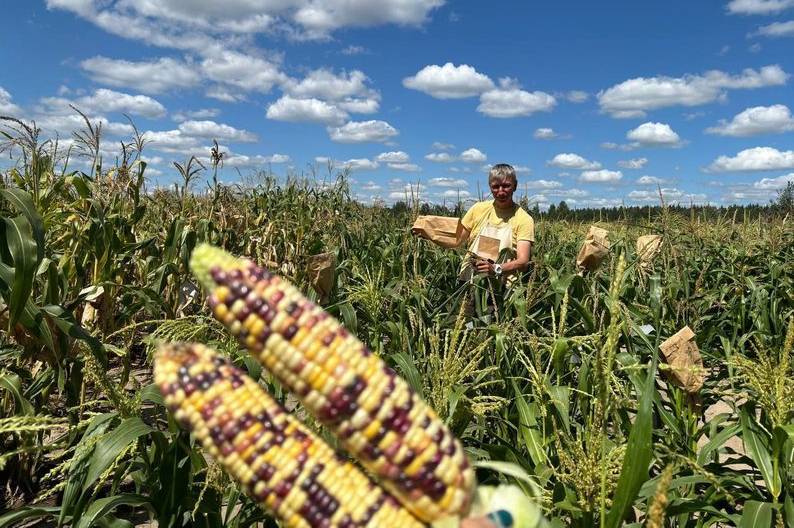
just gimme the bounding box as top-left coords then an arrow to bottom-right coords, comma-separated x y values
475,240 -> 532,274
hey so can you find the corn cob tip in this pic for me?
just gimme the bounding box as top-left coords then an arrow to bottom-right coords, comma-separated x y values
155,342 -> 197,371
190,243 -> 246,292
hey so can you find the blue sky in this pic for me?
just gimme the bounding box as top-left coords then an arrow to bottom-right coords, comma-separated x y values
2,0 -> 794,208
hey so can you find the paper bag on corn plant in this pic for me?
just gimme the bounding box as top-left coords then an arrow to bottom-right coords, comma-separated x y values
659,326 -> 705,393
307,251 -> 335,303
412,215 -> 463,247
576,225 -> 610,271
636,234 -> 662,267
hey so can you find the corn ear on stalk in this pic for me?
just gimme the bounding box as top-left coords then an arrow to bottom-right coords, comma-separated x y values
155,342 -> 425,528
190,243 -> 476,523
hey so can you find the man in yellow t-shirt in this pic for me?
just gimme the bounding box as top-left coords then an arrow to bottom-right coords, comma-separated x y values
415,163 -> 534,283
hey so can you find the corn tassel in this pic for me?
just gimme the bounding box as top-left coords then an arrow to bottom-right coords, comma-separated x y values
190,244 -> 476,523
155,342 -> 425,528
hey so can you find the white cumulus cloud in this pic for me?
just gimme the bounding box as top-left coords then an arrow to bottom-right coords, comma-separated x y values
440,189 -> 471,199
388,162 -> 421,172
727,0 -> 794,14
598,65 -> 789,118
143,129 -> 202,153
636,175 -> 667,185
327,120 -> 398,143
223,152 -> 291,167
753,173 -> 794,188
48,0 -> 444,43
626,122 -> 683,147
477,78 -> 556,118
376,151 -> 410,163
459,148 -> 487,163
177,120 -> 258,142
341,158 -> 379,171
49,88 -> 167,118
579,169 -> 623,183
80,56 -> 202,94
283,68 -> 378,103
201,50 -> 287,93
431,141 -> 455,150
266,96 -> 348,125
172,108 -> 220,122
425,152 -> 455,163
0,86 -> 21,116
428,177 -> 468,187
548,153 -> 602,170
566,90 -> 589,103
618,157 -> 648,169
706,146 -> 794,172
706,104 -> 794,136
524,179 -> 563,189
403,63 -> 494,99
533,128 -> 558,139
756,20 -> 794,37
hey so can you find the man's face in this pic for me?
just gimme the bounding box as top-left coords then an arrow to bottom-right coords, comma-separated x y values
490,178 -> 515,205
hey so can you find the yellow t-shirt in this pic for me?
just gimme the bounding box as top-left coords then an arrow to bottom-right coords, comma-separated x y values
460,200 -> 535,280
462,200 -> 535,251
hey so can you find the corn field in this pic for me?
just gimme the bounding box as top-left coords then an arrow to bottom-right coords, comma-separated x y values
0,118 -> 793,527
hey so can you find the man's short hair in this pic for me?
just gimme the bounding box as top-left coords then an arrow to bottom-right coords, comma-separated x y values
488,163 -> 517,186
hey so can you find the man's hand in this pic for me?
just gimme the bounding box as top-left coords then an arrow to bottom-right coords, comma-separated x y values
461,517 -> 497,528
462,510 -> 512,527
475,259 -> 494,275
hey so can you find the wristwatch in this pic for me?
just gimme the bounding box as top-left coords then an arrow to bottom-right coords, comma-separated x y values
493,263 -> 503,277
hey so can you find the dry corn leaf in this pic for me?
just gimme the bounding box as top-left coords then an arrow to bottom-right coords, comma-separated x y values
636,234 -> 662,267
307,252 -> 336,303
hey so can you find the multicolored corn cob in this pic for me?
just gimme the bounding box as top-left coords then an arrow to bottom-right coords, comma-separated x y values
155,342 -> 425,528
189,244 -> 476,523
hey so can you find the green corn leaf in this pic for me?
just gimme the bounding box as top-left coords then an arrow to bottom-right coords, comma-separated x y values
3,216 -> 38,327
0,188 -> 44,264
82,418 -> 153,497
739,501 -> 773,528
512,380 -> 545,468
0,506 -> 59,528
473,460 -> 543,497
338,302 -> 358,334
74,494 -> 151,528
42,304 -> 107,366
740,404 -> 781,499
605,357 -> 656,528
697,423 -> 742,465
0,371 -> 34,415
138,383 -> 165,406
391,351 -> 423,394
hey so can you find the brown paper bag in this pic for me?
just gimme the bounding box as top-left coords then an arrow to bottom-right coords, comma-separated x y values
576,226 -> 610,271
411,215 -> 463,247
659,326 -> 705,393
307,252 -> 336,303
476,235 -> 501,262
636,234 -> 662,267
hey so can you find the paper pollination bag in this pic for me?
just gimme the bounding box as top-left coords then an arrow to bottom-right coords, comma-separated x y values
307,252 -> 336,304
475,235 -> 501,262
659,326 -> 705,393
576,225 -> 610,271
411,215 -> 463,248
636,234 -> 663,267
